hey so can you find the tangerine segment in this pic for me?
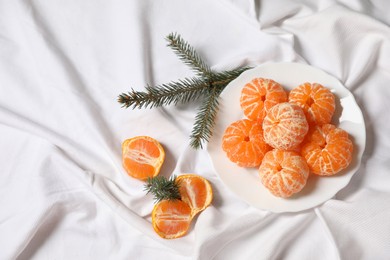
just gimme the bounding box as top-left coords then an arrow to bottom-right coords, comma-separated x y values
259,149 -> 309,198
152,200 -> 192,239
176,174 -> 213,216
122,136 -> 165,180
240,78 -> 287,122
262,102 -> 309,150
289,82 -> 335,125
301,124 -> 353,176
222,119 -> 271,167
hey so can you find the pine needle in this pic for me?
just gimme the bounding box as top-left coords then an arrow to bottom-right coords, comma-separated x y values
189,85 -> 221,149
166,32 -> 212,78
144,176 -> 181,203
118,77 -> 209,109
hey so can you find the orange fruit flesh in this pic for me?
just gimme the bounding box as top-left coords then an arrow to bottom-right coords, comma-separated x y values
240,78 -> 287,123
262,102 -> 309,150
289,83 -> 335,125
301,124 -> 353,176
122,136 -> 165,180
176,174 -> 213,216
222,119 -> 271,167
152,200 -> 192,239
259,149 -> 309,198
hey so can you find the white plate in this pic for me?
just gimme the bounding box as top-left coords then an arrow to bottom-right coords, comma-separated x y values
207,62 -> 366,213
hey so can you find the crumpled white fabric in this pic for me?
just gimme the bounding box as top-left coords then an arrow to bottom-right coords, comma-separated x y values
1,0 -> 389,259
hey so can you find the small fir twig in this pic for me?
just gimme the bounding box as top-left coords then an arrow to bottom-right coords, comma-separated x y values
190,84 -> 221,149
166,33 -> 212,78
144,176 -> 181,203
118,77 -> 209,109
118,33 -> 251,149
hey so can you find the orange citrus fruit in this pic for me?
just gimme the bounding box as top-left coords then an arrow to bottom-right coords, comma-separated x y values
151,200 -> 192,239
301,124 -> 353,176
222,119 -> 271,167
240,78 -> 287,123
176,174 -> 213,216
288,82 -> 335,125
259,149 -> 309,198
262,102 -> 309,150
122,136 -> 165,180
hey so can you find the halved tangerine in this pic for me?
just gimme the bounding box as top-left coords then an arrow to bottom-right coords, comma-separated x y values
122,136 -> 165,180
259,149 -> 309,198
240,78 -> 287,123
151,200 -> 192,239
262,102 -> 309,150
176,174 -> 213,217
301,124 -> 353,176
222,119 -> 271,167
289,82 -> 335,125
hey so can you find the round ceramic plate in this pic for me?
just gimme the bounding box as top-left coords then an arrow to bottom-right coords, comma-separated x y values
207,62 -> 366,213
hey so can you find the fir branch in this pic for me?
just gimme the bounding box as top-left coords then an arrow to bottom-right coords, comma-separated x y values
166,33 -> 212,78
210,66 -> 252,87
144,176 -> 181,203
188,66 -> 251,149
118,32 -> 252,149
190,85 -> 222,149
118,77 -> 209,109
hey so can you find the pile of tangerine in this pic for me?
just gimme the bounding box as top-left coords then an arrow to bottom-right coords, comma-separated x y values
222,78 -> 354,198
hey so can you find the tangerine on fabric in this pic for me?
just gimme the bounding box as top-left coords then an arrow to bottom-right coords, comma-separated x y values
262,102 -> 309,150
122,136 -> 165,180
240,78 -> 287,123
222,119 -> 271,167
259,149 -> 309,198
151,200 -> 192,239
301,124 -> 353,176
288,82 -> 335,125
176,174 -> 213,217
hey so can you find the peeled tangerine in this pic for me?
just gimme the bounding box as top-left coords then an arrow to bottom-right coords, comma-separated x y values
222,119 -> 271,167
240,78 -> 287,123
301,124 -> 353,176
122,136 -> 165,180
262,102 -> 309,150
289,82 -> 335,125
259,149 -> 309,198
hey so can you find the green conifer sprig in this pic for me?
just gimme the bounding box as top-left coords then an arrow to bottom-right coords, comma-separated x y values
118,77 -> 209,109
166,33 -> 212,78
118,33 -> 251,149
144,176 -> 181,203
190,85 -> 222,149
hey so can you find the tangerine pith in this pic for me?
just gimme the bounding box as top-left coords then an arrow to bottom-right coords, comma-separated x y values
262,102 -> 309,150
240,78 -> 287,123
259,149 -> 309,198
301,124 -> 353,176
176,174 -> 213,217
222,119 -> 271,167
152,200 -> 192,239
122,136 -> 165,180
289,82 -> 335,125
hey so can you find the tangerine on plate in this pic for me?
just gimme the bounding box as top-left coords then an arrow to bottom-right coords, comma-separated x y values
259,149 -> 309,198
288,82 -> 335,125
151,200 -> 192,239
240,78 -> 287,123
122,136 -> 165,180
301,124 -> 353,176
176,174 -> 213,217
222,119 -> 271,167
262,102 -> 309,150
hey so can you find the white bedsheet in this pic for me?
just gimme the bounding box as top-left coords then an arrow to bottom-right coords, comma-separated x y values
1,0 -> 390,259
